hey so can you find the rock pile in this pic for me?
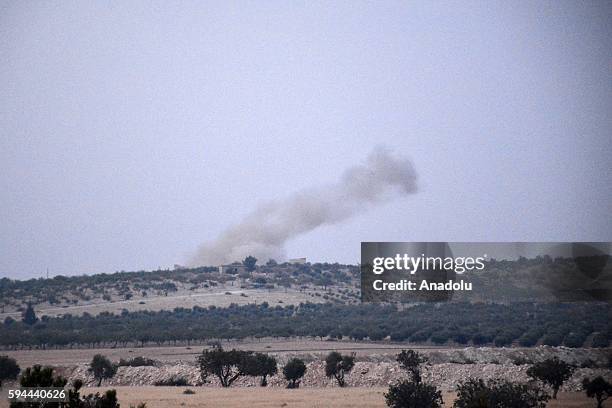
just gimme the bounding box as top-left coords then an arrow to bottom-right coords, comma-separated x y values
63,347 -> 611,392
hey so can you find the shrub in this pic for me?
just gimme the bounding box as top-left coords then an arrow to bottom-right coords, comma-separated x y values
283,358 -> 307,389
454,378 -> 550,408
18,365 -> 67,388
81,389 -> 120,408
385,380 -> 443,408
0,355 -> 20,388
154,376 -> 190,386
26,374 -> 123,408
118,357 -> 157,367
182,389 -> 196,395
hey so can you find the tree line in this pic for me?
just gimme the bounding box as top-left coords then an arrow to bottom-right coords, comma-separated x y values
2,302 -> 609,349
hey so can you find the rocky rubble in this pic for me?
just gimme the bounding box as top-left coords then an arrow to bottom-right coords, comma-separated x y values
421,346 -> 610,367
62,347 -> 611,392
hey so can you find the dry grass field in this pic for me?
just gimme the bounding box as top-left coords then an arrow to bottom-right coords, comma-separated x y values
0,387 -> 594,408
2,340 -> 446,368
0,286 -> 323,320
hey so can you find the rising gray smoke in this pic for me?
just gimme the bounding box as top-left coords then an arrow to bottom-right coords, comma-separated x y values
189,147 -> 418,266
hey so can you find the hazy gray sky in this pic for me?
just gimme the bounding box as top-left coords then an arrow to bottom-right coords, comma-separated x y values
1,1 -> 611,279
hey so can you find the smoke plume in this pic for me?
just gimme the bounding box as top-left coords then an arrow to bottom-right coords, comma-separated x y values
189,147 -> 418,266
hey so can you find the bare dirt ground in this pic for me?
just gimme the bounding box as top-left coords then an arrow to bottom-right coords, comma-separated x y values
0,387 -> 595,408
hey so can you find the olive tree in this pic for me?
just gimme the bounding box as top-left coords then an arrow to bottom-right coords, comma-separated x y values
325,352 -> 355,387
197,347 -> 252,387
385,349 -> 442,408
89,354 -> 117,386
396,349 -> 427,383
283,358 -> 306,389
582,376 -> 612,408
527,357 -> 575,399
243,353 -> 277,386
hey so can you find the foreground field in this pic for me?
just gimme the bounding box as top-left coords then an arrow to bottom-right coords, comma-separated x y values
2,344 -> 608,407
1,387 -> 595,408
